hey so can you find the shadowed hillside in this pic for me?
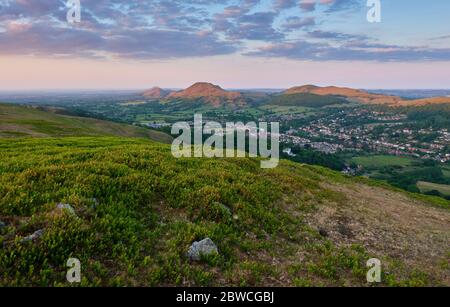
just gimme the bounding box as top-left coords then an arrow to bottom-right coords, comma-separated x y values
0,103 -> 172,143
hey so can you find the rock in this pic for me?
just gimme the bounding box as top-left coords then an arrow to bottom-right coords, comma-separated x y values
21,229 -> 44,243
337,224 -> 353,238
57,203 -> 76,215
187,238 -> 219,261
91,198 -> 99,209
0,221 -> 6,230
319,228 -> 329,237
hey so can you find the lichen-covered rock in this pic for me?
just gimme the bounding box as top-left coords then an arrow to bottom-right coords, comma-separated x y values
57,203 -> 76,215
187,238 -> 219,261
21,229 -> 44,243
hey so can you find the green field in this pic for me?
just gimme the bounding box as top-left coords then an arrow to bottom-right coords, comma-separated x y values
259,105 -> 315,115
351,155 -> 415,168
0,103 -> 172,143
417,181 -> 450,196
442,166 -> 450,178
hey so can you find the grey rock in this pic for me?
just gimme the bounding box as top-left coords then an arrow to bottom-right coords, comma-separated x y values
187,238 -> 219,261
22,229 -> 44,243
0,221 -> 6,229
91,198 -> 99,209
57,203 -> 76,215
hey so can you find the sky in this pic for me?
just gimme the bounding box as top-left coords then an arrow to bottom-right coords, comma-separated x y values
0,0 -> 449,90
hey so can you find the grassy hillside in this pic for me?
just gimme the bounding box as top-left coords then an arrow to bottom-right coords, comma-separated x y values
0,103 -> 172,143
268,93 -> 349,108
0,137 -> 448,287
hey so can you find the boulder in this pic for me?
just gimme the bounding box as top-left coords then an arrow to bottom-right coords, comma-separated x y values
21,229 -> 44,243
187,238 -> 219,261
57,203 -> 76,215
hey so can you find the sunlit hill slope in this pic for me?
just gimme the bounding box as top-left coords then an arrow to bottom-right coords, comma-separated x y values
0,136 -> 448,287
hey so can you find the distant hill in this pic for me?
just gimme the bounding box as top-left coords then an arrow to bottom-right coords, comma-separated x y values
142,87 -> 171,99
269,92 -> 349,108
167,82 -> 246,107
396,96 -> 450,106
0,103 -> 172,143
284,85 -> 450,106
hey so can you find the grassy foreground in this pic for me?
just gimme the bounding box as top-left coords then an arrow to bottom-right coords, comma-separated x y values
0,103 -> 172,143
0,137 -> 448,287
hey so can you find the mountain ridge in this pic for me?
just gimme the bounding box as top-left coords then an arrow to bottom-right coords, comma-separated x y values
166,82 -> 246,107
283,85 -> 450,106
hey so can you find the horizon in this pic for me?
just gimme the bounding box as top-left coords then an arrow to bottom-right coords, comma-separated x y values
1,85 -> 450,92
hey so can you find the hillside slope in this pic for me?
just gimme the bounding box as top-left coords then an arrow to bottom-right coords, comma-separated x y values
167,82 -> 246,107
268,93 -> 349,108
142,87 -> 171,99
0,103 -> 172,143
0,137 -> 448,287
284,85 -> 450,106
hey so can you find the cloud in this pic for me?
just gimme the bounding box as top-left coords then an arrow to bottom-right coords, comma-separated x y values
323,0 -> 362,12
274,0 -> 297,11
282,17 -> 316,31
299,0 -> 317,12
0,0 -> 237,59
0,0 -> 448,62
213,6 -> 283,41
307,30 -> 366,41
247,40 -> 450,62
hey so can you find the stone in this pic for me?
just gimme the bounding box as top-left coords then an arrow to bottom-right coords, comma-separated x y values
57,203 -> 76,215
0,221 -> 6,229
91,198 -> 99,209
337,224 -> 353,238
21,229 -> 44,243
319,228 -> 329,237
187,238 -> 219,261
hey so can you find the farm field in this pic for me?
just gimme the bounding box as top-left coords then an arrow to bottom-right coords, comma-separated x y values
351,155 -> 415,168
417,181 -> 450,196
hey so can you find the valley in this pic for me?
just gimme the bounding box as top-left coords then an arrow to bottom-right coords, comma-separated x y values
0,84 -> 449,287
5,83 -> 448,200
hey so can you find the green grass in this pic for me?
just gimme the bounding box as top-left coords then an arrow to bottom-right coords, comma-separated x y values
442,166 -> 450,178
267,93 -> 348,108
417,181 -> 450,196
0,137 -> 448,287
0,103 -> 172,143
258,105 -> 314,115
351,155 -> 414,168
